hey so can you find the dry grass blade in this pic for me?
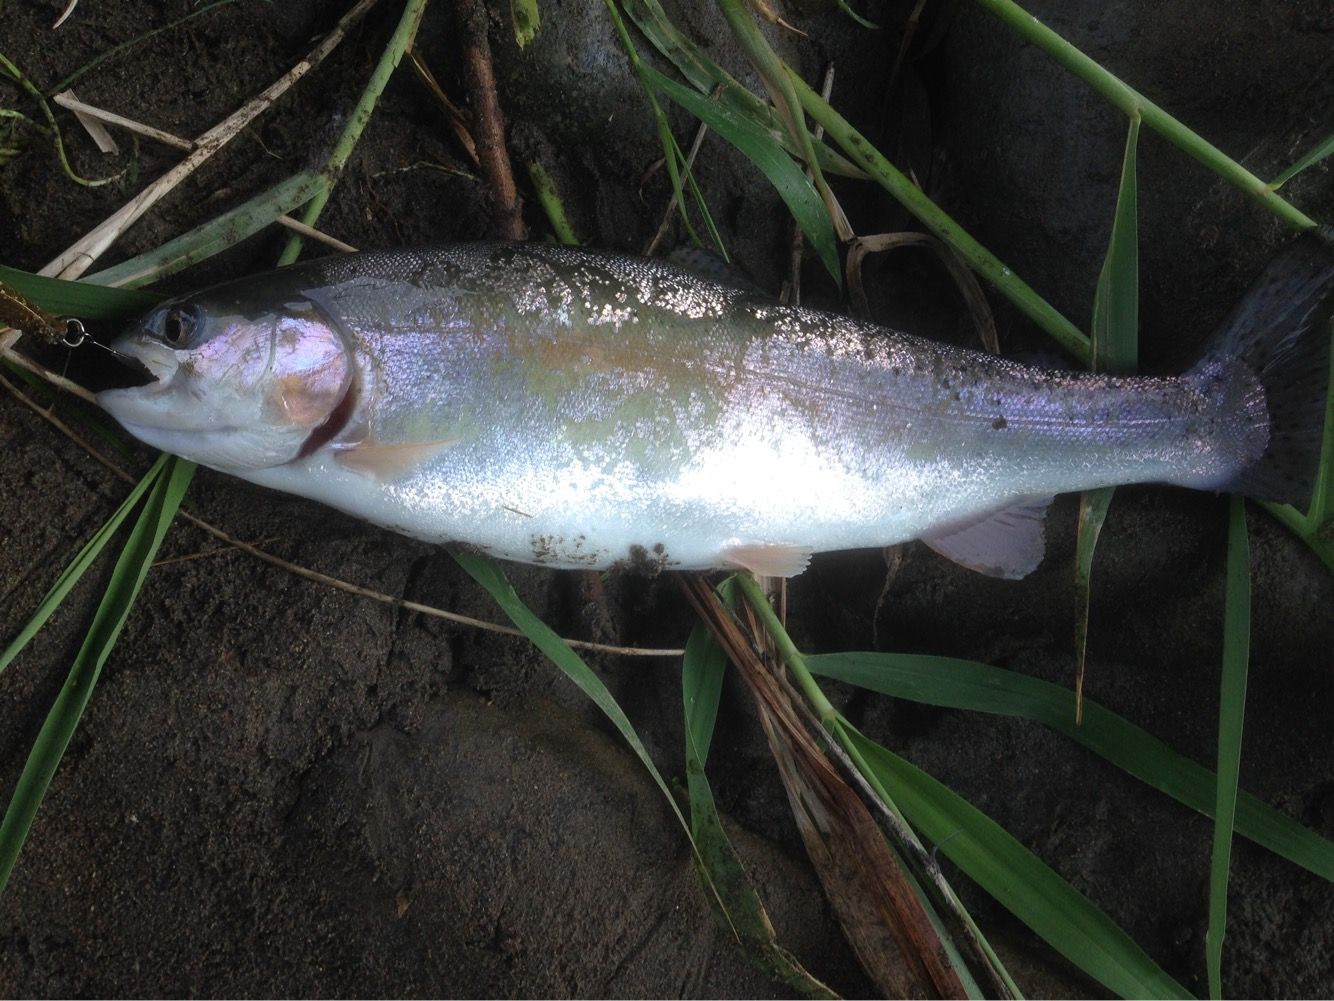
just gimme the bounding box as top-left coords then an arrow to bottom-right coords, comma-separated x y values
44,98 -> 351,254
407,48 -> 480,168
39,0 -> 381,279
52,91 -> 193,151
57,90 -> 118,153
847,232 -> 999,353
52,0 -> 80,29
681,575 -> 967,999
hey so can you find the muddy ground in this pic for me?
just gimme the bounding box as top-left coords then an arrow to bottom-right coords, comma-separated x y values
1,0 -> 1332,996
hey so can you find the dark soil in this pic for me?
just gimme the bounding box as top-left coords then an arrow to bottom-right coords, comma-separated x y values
2,0 -> 1332,996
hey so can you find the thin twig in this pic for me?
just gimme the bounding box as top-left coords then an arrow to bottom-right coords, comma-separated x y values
273,215 -> 357,253
0,340 -> 97,404
0,368 -> 683,659
406,48 -> 480,168
643,107 -> 712,258
40,0 -> 381,280
456,0 -> 526,240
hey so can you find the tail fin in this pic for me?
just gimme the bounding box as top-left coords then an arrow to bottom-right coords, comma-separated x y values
1200,234 -> 1334,506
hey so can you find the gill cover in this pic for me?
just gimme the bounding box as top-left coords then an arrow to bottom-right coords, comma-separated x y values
97,295 -> 352,474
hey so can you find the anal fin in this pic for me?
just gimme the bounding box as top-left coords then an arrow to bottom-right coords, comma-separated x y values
722,542 -> 814,578
922,496 -> 1053,579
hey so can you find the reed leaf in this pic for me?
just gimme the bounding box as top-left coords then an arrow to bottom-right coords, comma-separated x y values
1206,496 -> 1251,998
0,455 -> 195,897
807,652 -> 1334,882
839,722 -> 1193,999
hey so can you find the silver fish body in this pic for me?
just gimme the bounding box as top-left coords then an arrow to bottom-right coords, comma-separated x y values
98,242 -> 1331,577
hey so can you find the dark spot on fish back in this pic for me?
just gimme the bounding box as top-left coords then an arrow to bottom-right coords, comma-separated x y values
992,416 -> 1008,430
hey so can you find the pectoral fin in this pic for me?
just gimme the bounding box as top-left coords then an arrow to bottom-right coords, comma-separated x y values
722,542 -> 814,578
922,496 -> 1053,579
334,437 -> 457,479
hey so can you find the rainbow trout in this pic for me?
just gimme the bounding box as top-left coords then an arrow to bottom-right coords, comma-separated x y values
98,241 -> 1333,578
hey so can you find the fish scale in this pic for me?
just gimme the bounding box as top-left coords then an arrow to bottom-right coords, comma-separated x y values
97,241 -> 1332,578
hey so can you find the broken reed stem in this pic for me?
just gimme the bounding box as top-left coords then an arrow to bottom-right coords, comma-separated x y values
0,369 -> 681,659
40,0 -> 381,280
456,0 -> 527,241
52,92 -> 193,151
47,97 -> 353,255
277,0 -> 430,266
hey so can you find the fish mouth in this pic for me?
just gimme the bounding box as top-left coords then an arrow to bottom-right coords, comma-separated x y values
98,336 -> 179,393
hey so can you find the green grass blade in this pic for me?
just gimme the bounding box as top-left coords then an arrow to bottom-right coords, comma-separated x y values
640,64 -> 840,283
449,550 -> 689,828
1207,497 -> 1251,998
0,455 -> 169,677
619,0 -> 867,180
683,621 -> 726,764
839,722 -> 1193,999
1268,132 -> 1334,190
1091,115 -> 1140,374
807,652 -> 1334,882
510,0 -> 540,47
452,552 -> 836,980
1072,485 -> 1113,708
0,265 -> 160,318
785,68 -> 1092,362
603,0 -> 725,256
1075,114 -> 1141,710
1302,312 -> 1334,528
971,0 -> 1315,233
715,0 -> 850,261
833,0 -> 879,29
277,0 -> 429,266
83,172 -> 329,289
1258,501 -> 1334,573
46,0 -> 242,97
0,455 -> 195,898
681,622 -> 835,998
526,160 -> 580,246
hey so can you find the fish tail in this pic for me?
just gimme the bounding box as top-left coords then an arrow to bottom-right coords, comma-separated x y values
1189,233 -> 1334,506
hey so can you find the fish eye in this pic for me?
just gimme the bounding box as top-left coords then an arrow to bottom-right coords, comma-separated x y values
161,307 -> 197,347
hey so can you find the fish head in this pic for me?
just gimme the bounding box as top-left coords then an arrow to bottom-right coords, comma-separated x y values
98,293 -> 352,473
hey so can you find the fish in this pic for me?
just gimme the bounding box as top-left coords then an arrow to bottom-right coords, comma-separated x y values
97,239 -> 1334,579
